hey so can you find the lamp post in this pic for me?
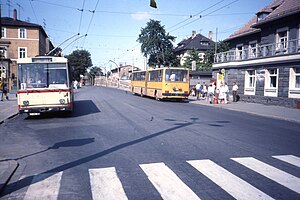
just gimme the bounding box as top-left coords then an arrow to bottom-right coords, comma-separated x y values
109,60 -> 119,88
100,66 -> 107,87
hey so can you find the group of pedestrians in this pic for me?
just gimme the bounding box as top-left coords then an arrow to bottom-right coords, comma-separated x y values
192,81 -> 239,104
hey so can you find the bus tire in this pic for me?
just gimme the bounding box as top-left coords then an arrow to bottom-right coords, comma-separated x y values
155,91 -> 160,101
140,88 -> 144,97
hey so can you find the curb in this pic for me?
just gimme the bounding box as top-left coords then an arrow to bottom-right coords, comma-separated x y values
0,160 -> 19,196
0,113 -> 19,125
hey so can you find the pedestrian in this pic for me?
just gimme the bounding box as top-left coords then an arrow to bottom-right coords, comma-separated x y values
195,82 -> 201,100
0,79 -> 3,101
201,82 -> 207,100
218,82 -> 226,104
1,81 -> 9,101
208,83 -> 215,104
224,82 -> 229,104
232,82 -> 239,102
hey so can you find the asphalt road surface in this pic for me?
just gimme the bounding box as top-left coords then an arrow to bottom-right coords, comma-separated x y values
1,86 -> 300,199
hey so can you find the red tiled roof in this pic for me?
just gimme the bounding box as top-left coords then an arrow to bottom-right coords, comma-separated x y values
226,0 -> 300,40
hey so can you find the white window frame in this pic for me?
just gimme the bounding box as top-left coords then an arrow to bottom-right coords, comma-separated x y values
264,68 -> 278,97
276,27 -> 289,52
18,47 -> 27,58
288,67 -> 300,98
248,41 -> 258,58
1,27 -> 6,38
244,70 -> 256,95
235,44 -> 243,60
18,28 -> 27,39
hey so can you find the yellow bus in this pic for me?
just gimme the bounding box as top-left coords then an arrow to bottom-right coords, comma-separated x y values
17,56 -> 74,115
131,67 -> 189,100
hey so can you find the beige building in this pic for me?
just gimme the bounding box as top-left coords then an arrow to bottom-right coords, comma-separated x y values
0,9 -> 54,91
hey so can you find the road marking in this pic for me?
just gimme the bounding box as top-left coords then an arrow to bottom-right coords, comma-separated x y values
140,162 -> 200,200
273,155 -> 300,167
232,157 -> 300,194
24,172 -> 63,200
187,159 -> 273,200
89,167 -> 128,200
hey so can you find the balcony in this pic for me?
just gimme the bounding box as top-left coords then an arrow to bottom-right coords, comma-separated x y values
214,38 -> 300,63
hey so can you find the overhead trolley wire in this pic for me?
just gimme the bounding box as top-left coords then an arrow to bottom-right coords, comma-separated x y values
168,0 -> 240,33
167,0 -> 225,31
80,0 -> 101,49
30,0 -> 79,10
28,0 -> 39,24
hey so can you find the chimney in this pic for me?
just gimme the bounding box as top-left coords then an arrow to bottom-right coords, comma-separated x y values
192,30 -> 196,38
13,9 -> 17,20
208,31 -> 213,40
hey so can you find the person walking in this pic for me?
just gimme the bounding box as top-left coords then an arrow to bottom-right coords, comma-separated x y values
224,82 -> 229,104
0,80 -> 8,101
232,82 -> 238,102
208,83 -> 215,104
201,82 -> 207,100
195,82 -> 201,100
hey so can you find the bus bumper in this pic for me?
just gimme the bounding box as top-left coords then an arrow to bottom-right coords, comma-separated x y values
19,106 -> 72,114
162,93 -> 189,98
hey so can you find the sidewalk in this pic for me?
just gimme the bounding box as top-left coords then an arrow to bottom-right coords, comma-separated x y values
189,96 -> 300,123
0,92 -> 19,196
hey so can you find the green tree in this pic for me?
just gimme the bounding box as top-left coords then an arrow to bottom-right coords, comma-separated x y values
137,19 -> 179,67
66,49 -> 93,81
203,41 -> 229,70
88,66 -> 102,78
182,48 -> 203,69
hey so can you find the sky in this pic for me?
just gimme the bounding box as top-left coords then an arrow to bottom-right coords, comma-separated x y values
1,0 -> 272,70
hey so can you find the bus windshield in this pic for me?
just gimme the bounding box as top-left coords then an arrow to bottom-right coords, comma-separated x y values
18,63 -> 69,89
165,69 -> 188,82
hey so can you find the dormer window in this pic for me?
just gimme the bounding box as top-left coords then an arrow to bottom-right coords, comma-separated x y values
257,12 -> 269,22
200,42 -> 208,46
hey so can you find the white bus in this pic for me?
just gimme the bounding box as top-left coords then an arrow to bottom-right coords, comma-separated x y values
17,56 -> 74,115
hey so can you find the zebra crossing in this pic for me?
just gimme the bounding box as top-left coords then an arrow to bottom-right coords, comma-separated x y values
19,155 -> 300,200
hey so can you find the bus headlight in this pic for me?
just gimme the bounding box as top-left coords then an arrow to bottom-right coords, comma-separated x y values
23,100 -> 29,106
59,99 -> 65,104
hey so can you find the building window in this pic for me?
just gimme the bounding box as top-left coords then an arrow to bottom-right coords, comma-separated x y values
1,27 -> 6,38
18,47 -> 27,58
19,28 -> 26,38
236,44 -> 243,60
244,70 -> 256,95
288,67 -> 300,98
249,41 -> 257,58
269,69 -> 277,88
247,70 -> 256,88
276,28 -> 288,52
264,68 -> 278,97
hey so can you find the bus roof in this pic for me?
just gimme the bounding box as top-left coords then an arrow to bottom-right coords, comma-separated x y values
133,67 -> 188,73
17,56 -> 68,64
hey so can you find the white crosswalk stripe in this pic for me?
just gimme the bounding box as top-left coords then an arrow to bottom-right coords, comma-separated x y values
187,159 -> 274,200
17,155 -> 300,199
24,172 -> 63,200
89,167 -> 128,200
140,162 -> 201,200
232,157 -> 300,194
273,155 -> 300,167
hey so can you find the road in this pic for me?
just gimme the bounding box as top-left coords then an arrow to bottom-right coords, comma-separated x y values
1,86 -> 300,199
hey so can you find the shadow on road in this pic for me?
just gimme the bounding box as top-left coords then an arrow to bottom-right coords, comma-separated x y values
0,138 -> 95,162
2,117 -> 198,197
25,100 -> 100,119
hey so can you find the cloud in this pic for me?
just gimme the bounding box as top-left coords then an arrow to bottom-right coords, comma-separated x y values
131,12 -> 151,21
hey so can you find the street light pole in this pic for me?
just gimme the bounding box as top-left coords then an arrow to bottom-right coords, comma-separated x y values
109,60 -> 119,88
100,66 -> 107,87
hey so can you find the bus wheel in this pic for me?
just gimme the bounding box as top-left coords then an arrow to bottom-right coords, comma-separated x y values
140,89 -> 144,97
155,92 -> 160,101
